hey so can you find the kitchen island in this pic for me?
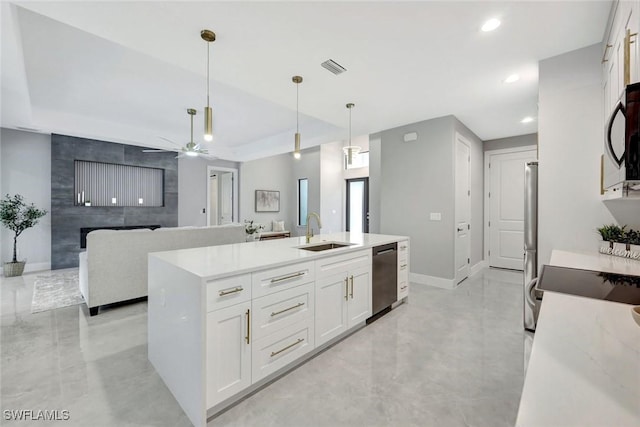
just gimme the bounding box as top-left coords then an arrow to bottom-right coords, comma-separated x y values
147,232 -> 409,427
516,250 -> 640,426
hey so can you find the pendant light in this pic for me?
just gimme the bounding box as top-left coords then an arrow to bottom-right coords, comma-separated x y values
343,103 -> 361,166
201,29 -> 216,142
292,76 -> 303,159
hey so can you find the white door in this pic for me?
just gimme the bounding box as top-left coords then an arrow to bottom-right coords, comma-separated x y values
346,266 -> 371,328
454,135 -> 471,284
315,273 -> 348,347
219,172 -> 233,225
206,302 -> 251,407
487,148 -> 537,270
209,174 -> 219,226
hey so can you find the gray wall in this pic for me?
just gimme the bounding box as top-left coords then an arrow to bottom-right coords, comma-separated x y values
0,128 -> 51,272
368,133 -> 382,234
51,134 -> 178,269
538,44 -> 615,266
453,117 -> 484,268
178,157 -> 240,226
320,141 -> 345,234
484,133 -> 538,152
376,115 -> 456,279
240,152 -> 294,232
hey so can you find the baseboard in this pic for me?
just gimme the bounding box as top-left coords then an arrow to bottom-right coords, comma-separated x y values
23,262 -> 51,273
410,272 -> 456,290
470,260 -> 488,277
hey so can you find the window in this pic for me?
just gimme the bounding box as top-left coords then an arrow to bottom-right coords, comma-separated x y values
298,178 -> 308,226
344,151 -> 369,170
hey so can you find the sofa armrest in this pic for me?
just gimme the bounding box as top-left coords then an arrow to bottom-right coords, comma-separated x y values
78,251 -> 89,305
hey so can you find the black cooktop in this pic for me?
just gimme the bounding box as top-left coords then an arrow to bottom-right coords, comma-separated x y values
537,265 -> 640,305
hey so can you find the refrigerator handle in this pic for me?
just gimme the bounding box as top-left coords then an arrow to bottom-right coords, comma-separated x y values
525,278 -> 539,307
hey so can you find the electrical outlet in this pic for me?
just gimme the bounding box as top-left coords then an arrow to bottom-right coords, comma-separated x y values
430,213 -> 442,221
202,208 -> 206,214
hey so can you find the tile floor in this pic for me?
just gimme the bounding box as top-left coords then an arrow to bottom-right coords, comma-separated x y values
1,267 -> 526,426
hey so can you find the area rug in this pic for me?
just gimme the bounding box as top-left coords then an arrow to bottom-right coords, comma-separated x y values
31,270 -> 84,314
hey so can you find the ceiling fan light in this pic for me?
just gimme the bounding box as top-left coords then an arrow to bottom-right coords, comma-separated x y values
185,151 -> 199,157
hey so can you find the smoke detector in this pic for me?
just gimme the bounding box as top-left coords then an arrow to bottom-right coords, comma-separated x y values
321,59 -> 347,75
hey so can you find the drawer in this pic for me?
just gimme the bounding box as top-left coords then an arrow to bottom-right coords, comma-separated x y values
252,283 -> 314,341
252,261 -> 315,298
398,240 -> 409,255
315,250 -> 371,279
398,280 -> 409,299
206,274 -> 252,312
251,319 -> 314,383
398,259 -> 409,280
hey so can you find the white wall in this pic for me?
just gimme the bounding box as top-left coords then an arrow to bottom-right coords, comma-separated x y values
178,157 -> 240,226
239,152 -> 294,232
538,44 -> 615,265
368,133 -> 382,234
292,146 -> 321,236
0,128 -> 51,272
320,141 -> 344,233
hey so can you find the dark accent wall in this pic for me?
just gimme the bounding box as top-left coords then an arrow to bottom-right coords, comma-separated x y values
51,134 -> 178,269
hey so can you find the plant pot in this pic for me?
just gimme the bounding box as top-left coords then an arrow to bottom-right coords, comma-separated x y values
3,261 -> 25,277
630,244 -> 640,260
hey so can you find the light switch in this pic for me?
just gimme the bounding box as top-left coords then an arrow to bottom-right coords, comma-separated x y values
111,197 -> 117,204
430,213 -> 442,221
138,198 -> 144,204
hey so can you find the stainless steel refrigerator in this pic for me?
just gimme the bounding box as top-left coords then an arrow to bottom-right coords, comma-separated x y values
523,161 -> 541,332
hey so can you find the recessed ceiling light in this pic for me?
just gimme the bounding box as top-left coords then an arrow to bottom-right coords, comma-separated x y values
504,74 -> 520,83
521,117 -> 535,123
481,18 -> 501,32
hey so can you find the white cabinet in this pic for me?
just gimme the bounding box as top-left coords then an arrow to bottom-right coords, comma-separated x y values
206,301 -> 251,408
315,250 -> 372,347
397,240 -> 409,300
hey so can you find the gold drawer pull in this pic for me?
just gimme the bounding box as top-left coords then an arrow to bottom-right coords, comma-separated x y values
270,338 -> 304,357
344,277 -> 349,300
219,287 -> 243,297
270,302 -> 305,317
245,309 -> 250,344
349,275 -> 354,299
400,264 -> 407,269
400,285 -> 408,290
270,271 -> 305,284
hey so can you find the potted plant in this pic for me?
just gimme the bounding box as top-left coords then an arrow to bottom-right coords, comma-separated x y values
0,194 -> 47,277
597,224 -> 626,252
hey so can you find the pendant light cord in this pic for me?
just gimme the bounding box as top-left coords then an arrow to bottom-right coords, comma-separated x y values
190,112 -> 194,143
206,43 -> 210,107
349,106 -> 352,144
296,83 -> 299,133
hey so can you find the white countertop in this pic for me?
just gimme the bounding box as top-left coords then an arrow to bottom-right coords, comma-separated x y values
149,232 -> 407,280
516,250 -> 640,427
550,249 -> 640,276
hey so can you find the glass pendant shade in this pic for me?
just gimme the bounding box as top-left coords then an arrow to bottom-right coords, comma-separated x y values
294,132 -> 301,159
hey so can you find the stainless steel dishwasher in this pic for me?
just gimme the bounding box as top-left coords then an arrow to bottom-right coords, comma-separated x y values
370,242 -> 398,321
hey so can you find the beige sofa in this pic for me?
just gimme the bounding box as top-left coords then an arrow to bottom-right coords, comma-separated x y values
78,225 -> 245,315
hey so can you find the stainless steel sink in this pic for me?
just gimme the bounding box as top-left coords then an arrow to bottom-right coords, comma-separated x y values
297,242 -> 353,252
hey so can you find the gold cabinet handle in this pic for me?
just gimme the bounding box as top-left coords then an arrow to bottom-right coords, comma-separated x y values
270,271 -> 305,284
219,286 -> 243,297
270,302 -> 305,317
349,275 -> 354,299
245,309 -> 250,344
270,338 -> 304,357
624,30 -> 638,85
344,277 -> 349,300
400,264 -> 408,270
400,245 -> 407,250
400,285 -> 408,290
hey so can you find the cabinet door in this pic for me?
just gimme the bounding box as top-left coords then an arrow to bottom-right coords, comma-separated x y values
315,273 -> 349,347
347,265 -> 371,328
206,302 -> 251,407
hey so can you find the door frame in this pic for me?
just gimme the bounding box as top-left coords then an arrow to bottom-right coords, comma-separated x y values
483,145 -> 537,266
206,166 -> 239,226
345,177 -> 369,232
454,133 -> 471,284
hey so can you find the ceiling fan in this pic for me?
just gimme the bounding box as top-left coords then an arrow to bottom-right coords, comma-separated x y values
143,108 -> 213,158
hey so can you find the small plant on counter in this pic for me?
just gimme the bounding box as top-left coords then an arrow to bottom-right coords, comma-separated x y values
596,224 -> 626,242
244,220 -> 264,235
624,229 -> 640,246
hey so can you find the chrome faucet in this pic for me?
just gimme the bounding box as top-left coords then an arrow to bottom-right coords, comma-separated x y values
306,212 -> 322,243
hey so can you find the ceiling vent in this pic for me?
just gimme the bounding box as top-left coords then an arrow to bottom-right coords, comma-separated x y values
321,59 -> 347,75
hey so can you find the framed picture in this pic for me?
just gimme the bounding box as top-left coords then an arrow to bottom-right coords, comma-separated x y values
255,190 -> 280,212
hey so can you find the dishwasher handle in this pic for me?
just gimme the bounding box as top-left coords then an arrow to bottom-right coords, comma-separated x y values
373,242 -> 397,256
